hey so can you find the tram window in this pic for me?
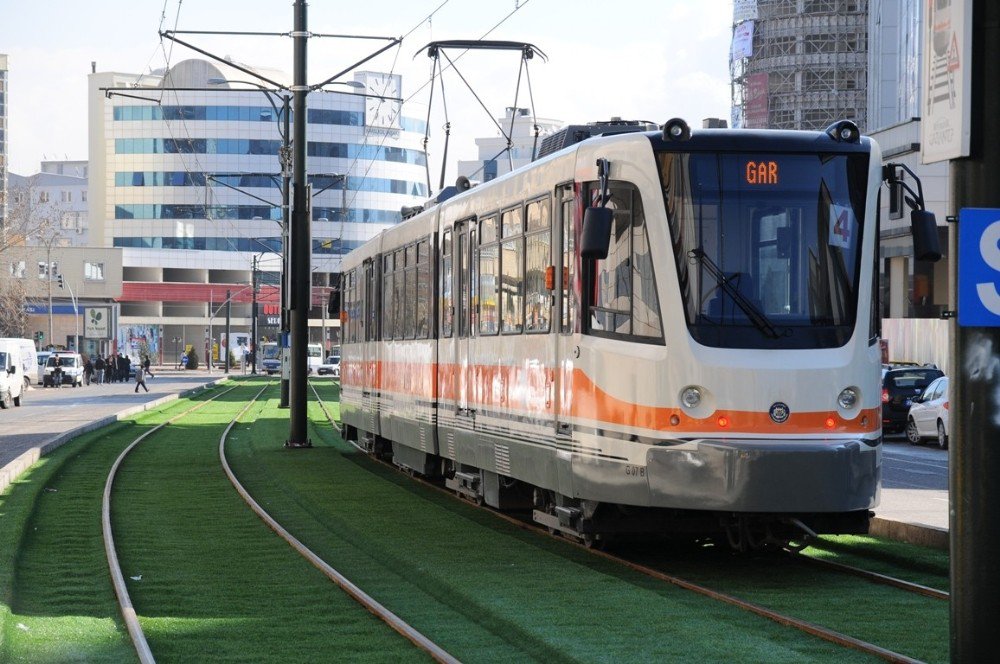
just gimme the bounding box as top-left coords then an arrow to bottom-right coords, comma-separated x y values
525,198 -> 551,333
587,183 -> 663,342
560,190 -> 576,334
417,239 -> 430,339
393,251 -> 405,339
501,236 -> 524,334
502,207 -> 523,238
481,216 -> 498,244
382,255 -> 393,340
479,242 -> 499,335
404,250 -> 417,339
442,230 -> 453,338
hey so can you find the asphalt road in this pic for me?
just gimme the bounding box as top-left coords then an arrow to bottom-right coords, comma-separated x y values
877,435 -> 949,530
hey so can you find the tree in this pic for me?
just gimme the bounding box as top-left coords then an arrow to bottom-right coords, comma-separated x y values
0,279 -> 28,337
1,176 -> 67,340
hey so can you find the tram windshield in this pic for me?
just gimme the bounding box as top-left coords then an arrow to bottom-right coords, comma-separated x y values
657,151 -> 869,349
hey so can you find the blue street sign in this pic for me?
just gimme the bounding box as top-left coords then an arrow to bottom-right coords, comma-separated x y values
959,208 -> 1000,326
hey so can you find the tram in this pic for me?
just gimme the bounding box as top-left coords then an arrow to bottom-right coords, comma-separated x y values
337,118 -> 939,548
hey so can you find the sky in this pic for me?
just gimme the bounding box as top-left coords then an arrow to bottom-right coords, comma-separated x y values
1,0 -> 734,182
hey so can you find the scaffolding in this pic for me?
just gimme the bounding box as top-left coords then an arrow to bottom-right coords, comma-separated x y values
730,0 -> 869,131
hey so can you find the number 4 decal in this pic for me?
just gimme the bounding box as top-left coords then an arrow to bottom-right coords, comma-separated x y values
830,204 -> 854,249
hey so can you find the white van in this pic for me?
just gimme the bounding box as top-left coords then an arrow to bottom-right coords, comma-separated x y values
37,351 -> 52,385
43,352 -> 84,387
307,343 -> 323,374
0,338 -> 36,391
0,340 -> 27,408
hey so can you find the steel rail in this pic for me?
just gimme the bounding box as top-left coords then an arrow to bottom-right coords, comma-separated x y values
221,380 -> 461,664
789,551 -> 949,600
103,382 -> 240,664
309,385 -> 927,664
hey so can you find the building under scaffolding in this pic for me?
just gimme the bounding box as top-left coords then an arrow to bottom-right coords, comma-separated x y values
730,0 -> 869,131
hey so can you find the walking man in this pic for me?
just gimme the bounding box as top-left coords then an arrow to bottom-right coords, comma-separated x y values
134,365 -> 149,393
95,355 -> 105,385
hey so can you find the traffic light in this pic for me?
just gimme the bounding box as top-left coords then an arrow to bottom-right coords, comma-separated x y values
57,274 -> 64,288
35,331 -> 44,343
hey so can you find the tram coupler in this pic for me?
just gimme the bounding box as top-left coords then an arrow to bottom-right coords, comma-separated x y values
446,471 -> 482,502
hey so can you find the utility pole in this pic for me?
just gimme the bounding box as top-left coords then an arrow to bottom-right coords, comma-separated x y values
251,255 -> 259,375
287,0 -> 312,446
951,1 -> 1000,660
279,92 -> 292,407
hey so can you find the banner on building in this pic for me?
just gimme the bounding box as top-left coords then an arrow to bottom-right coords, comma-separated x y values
733,0 -> 758,23
744,72 -> 769,128
921,0 -> 971,163
731,21 -> 755,61
117,325 -> 160,358
84,307 -> 112,339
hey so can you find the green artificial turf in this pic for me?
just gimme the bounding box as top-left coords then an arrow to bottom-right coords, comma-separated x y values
0,394 -> 219,663
804,534 -> 950,590
109,380 -> 427,662
1,377 -> 948,663
220,382 -> 878,663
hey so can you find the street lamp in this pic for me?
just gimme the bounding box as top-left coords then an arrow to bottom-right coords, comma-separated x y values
58,275 -> 79,353
209,77 -> 293,405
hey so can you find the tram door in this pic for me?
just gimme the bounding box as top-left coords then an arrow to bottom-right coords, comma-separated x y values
361,257 -> 379,434
454,220 -> 476,417
553,184 -> 576,436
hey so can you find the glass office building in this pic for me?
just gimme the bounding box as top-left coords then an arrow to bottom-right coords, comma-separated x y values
88,58 -> 427,356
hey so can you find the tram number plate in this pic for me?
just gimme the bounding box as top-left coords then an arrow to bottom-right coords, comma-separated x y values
625,465 -> 646,478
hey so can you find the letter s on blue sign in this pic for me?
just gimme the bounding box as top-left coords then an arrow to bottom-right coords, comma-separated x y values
978,221 -> 1000,315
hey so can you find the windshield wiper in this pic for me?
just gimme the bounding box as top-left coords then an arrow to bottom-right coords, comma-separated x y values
689,247 -> 782,339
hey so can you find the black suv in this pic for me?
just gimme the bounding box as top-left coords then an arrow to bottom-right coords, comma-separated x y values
882,367 -> 945,434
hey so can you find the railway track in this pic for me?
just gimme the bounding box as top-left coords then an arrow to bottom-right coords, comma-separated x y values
219,381 -> 460,664
103,379 -> 458,664
102,383 -> 241,663
308,381 -> 942,664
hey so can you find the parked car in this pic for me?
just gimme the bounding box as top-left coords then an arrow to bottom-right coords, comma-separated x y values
906,376 -> 950,448
317,351 -> 340,378
43,352 -> 84,387
881,367 -> 944,434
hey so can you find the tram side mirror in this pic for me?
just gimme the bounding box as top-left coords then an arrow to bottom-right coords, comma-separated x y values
911,210 -> 942,262
581,207 -> 613,259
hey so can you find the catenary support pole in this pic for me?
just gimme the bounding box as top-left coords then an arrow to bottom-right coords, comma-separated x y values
286,0 -> 311,447
951,1 -> 1000,660
280,92 -> 292,408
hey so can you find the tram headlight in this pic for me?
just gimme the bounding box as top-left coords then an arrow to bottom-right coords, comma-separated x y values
681,387 -> 702,409
838,387 -> 859,410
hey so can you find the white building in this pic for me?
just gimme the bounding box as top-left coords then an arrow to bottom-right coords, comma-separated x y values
457,107 -> 562,183
8,170 -> 90,246
88,58 -> 427,358
1,54 -> 8,235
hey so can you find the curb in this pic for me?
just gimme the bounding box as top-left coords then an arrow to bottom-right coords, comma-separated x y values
870,516 -> 949,550
0,378 -> 229,495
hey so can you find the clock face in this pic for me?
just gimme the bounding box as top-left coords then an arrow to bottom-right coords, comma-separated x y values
364,74 -> 401,129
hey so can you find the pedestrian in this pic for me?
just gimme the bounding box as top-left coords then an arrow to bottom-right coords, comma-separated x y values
94,355 -> 105,385
83,356 -> 94,386
107,354 -> 117,382
181,353 -> 189,370
143,355 -> 154,378
123,355 -> 132,381
134,365 -> 149,393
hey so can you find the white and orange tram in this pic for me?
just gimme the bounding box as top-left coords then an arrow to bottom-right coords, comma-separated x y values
337,118 -> 939,548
